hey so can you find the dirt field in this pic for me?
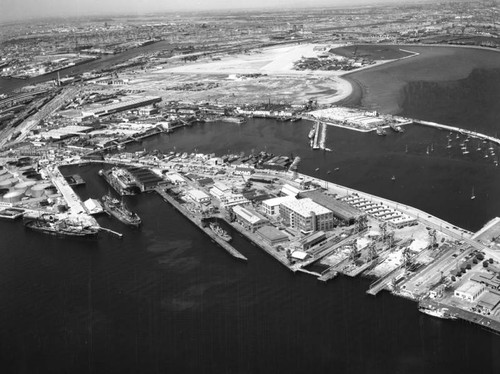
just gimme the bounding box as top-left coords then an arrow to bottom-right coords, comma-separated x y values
113,44 -> 354,105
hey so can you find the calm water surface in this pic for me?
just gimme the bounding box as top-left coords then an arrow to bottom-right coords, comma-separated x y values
1,46 -> 500,373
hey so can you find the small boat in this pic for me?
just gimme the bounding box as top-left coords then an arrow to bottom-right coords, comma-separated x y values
376,127 -> 386,136
334,167 -> 340,171
471,186 -> 476,200
405,144 -> 408,153
315,167 -> 320,171
426,146 -> 430,155
391,175 -> 396,181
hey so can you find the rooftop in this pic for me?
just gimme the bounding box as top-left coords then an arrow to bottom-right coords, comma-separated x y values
281,197 -> 331,217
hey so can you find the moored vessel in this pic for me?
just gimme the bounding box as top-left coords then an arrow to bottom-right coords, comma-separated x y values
102,194 -> 141,227
24,214 -> 99,238
209,222 -> 232,242
418,306 -> 457,320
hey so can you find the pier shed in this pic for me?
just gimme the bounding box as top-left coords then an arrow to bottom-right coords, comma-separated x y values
232,205 -> 268,232
256,225 -> 289,246
477,291 -> 500,314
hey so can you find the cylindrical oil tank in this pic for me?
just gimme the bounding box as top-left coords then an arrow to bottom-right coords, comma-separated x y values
25,172 -> 41,180
0,188 -> 9,201
0,173 -> 12,182
18,165 -> 34,172
3,190 -> 24,203
14,181 -> 37,194
31,183 -> 52,198
44,185 -> 57,195
0,178 -> 16,188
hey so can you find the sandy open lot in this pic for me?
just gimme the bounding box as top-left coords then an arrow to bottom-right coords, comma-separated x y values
115,44 -> 354,105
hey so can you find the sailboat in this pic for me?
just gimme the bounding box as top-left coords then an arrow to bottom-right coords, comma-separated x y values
471,186 -> 476,200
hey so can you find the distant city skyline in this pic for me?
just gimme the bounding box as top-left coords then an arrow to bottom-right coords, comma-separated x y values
1,0 -> 439,23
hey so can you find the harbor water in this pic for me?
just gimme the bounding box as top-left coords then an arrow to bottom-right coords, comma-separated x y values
1,45 -> 500,373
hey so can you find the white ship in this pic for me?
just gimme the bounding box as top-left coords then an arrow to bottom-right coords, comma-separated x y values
419,306 -> 457,320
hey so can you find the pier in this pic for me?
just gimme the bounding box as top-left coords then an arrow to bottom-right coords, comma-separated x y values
415,119 -> 500,146
99,227 -> 123,238
155,187 -> 247,261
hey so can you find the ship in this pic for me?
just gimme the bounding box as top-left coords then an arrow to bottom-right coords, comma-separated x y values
102,194 -> 141,227
99,168 -> 140,196
418,306 -> 457,320
209,222 -> 232,242
389,123 -> 404,133
308,126 -> 316,139
24,214 -> 99,238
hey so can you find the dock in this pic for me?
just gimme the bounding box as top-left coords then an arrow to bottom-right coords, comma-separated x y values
99,227 -> 123,238
415,119 -> 500,146
155,187 -> 247,261
419,299 -> 500,335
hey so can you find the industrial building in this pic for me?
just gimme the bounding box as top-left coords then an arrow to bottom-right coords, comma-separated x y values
454,281 -> 485,302
477,291 -> 500,314
232,205 -> 269,232
300,190 -> 361,225
126,167 -> 164,192
261,195 -> 296,217
279,197 -> 334,233
187,189 -> 211,204
81,96 -> 161,117
256,225 -> 289,246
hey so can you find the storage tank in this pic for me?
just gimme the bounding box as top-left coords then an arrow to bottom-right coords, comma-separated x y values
31,183 -> 52,198
0,173 -> 12,182
18,165 -> 34,172
14,181 -> 37,194
44,185 -> 57,195
3,190 -> 24,203
25,172 -> 42,180
0,188 -> 9,201
0,178 -> 16,188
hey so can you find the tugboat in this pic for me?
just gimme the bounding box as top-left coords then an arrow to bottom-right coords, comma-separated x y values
24,214 -> 99,238
209,222 -> 232,242
102,194 -> 141,227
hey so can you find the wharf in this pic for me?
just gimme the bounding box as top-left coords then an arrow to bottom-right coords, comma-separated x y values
99,227 -> 123,238
155,187 -> 247,261
228,221 -> 294,271
419,299 -> 500,335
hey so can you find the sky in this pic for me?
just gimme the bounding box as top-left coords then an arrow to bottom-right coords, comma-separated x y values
0,0 -> 416,23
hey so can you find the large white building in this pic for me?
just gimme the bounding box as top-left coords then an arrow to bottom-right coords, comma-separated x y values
261,196 -> 296,217
454,281 -> 485,302
279,198 -> 334,233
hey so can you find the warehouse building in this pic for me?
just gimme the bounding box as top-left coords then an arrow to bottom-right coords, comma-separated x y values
256,225 -> 289,246
300,190 -> 361,225
454,281 -> 485,302
233,205 -> 269,232
279,197 -> 334,233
